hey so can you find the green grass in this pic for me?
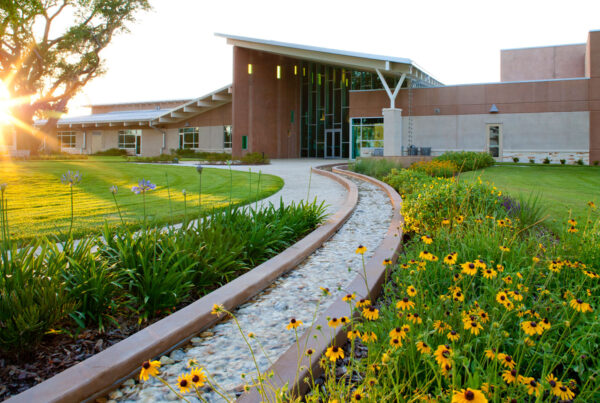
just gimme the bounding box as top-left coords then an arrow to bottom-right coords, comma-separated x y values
0,160 -> 283,242
460,165 -> 600,229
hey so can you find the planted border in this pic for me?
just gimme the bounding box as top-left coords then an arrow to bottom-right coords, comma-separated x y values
239,166 -> 404,402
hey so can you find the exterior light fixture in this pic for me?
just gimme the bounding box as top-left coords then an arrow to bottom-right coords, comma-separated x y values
489,104 -> 499,113
248,64 -> 253,75
277,65 -> 281,79
294,65 -> 297,75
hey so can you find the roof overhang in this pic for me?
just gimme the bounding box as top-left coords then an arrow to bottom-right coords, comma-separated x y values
154,85 -> 232,124
216,33 -> 442,86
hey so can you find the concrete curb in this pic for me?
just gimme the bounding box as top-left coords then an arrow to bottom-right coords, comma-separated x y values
6,166 -> 358,403
238,166 -> 404,402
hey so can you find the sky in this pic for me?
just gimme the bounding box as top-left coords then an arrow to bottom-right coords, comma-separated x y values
68,0 -> 600,115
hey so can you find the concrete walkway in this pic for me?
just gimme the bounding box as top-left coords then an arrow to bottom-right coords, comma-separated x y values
178,159 -> 348,215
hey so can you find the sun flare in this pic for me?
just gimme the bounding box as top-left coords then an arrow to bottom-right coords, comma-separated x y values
0,79 -> 13,125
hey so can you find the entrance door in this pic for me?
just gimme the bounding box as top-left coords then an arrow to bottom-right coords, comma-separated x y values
135,135 -> 142,156
486,124 -> 502,158
325,129 -> 342,159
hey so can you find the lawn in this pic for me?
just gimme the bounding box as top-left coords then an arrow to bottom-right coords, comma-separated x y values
0,159 -> 283,241
460,165 -> 600,229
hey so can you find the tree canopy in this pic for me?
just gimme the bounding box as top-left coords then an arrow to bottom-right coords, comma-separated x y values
0,0 -> 150,148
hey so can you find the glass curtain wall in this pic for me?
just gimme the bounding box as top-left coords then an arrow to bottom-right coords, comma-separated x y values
351,118 -> 384,158
300,63 -> 405,158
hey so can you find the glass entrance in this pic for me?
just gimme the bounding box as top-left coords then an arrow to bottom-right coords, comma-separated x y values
325,129 -> 342,158
486,124 -> 501,158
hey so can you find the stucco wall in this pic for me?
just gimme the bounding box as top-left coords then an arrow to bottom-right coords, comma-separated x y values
501,44 -> 586,82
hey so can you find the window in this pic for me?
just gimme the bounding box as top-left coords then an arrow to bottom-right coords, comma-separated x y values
118,129 -> 140,149
351,118 -> 384,158
242,135 -> 248,150
178,127 -> 199,149
57,131 -> 77,148
223,125 -> 232,148
487,124 -> 502,158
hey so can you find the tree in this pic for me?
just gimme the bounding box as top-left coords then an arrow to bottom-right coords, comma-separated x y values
0,0 -> 150,151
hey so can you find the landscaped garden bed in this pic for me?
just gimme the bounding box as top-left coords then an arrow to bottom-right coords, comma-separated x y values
0,167 -> 325,400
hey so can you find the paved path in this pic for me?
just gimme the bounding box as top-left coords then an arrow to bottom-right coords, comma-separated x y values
111,173 -> 393,403
179,159 -> 348,215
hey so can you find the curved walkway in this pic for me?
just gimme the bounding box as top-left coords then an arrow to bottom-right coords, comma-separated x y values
112,173 -> 392,403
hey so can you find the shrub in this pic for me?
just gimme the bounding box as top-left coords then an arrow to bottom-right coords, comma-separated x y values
126,154 -> 174,163
94,148 -> 128,156
409,160 -> 458,177
434,151 -> 495,172
349,158 -> 404,179
576,159 -> 585,165
594,160 -> 599,166
512,156 -> 519,163
560,159 -> 566,165
171,149 -> 232,162
529,158 -> 535,163
241,152 -> 269,164
543,157 -> 551,164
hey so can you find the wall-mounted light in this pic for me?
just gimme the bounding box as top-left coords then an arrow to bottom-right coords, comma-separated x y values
294,65 -> 297,75
276,65 -> 281,79
248,64 -> 253,75
434,108 -> 441,115
489,104 -> 499,113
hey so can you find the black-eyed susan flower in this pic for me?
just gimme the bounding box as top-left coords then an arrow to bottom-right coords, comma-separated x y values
211,304 -> 225,317
319,287 -> 331,295
484,349 -> 496,360
588,201 -> 596,209
340,316 -> 349,325
419,250 -> 432,260
496,291 -> 509,305
421,235 -> 433,244
328,317 -> 341,328
342,293 -> 356,302
347,329 -> 361,340
461,262 -> 477,276
453,289 -> 465,302
442,218 -> 450,225
556,383 -> 575,399
522,377 -> 541,396
356,298 -> 371,308
286,318 -> 303,330
305,348 -> 314,356
407,285 -> 417,297
447,330 -> 460,341
389,327 -> 404,339
508,291 -> 523,301
361,331 -> 377,343
546,373 -> 562,395
464,321 -> 483,335
497,353 -> 515,369
351,389 -> 365,401
540,317 -> 551,330
568,218 -> 577,226
177,373 -> 193,394
355,245 -> 367,254
396,297 -> 415,311
503,275 -> 513,284
383,258 -> 393,266
434,344 -> 453,367
325,345 -> 344,361
190,367 -> 206,387
521,320 -> 544,336
139,360 -> 161,381
433,320 -> 449,334
496,263 -> 505,272
568,226 -> 578,233
408,312 -> 423,324
456,215 -> 465,224
502,369 -> 518,384
570,298 -> 593,312
389,337 -> 402,348
479,311 -> 490,323
444,253 -> 458,265
451,388 -> 487,403
400,263 -> 410,269
416,341 -> 431,354
499,245 -> 510,252
482,268 -> 497,279
474,259 -> 487,269
363,306 -> 379,320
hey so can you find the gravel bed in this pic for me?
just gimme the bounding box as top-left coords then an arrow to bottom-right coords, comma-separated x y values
111,176 -> 392,403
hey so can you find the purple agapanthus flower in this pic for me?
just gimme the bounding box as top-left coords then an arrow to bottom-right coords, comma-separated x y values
131,179 -> 156,194
110,185 -> 118,195
61,170 -> 82,186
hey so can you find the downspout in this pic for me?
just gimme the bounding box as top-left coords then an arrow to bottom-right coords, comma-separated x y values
149,121 -> 167,154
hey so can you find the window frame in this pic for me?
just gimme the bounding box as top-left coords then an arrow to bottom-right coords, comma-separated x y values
57,131 -> 77,149
178,127 -> 199,149
223,125 -> 232,149
350,117 -> 384,158
486,123 -> 502,158
118,129 -> 141,150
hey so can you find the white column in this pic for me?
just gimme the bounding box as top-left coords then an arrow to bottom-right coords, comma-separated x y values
383,108 -> 403,156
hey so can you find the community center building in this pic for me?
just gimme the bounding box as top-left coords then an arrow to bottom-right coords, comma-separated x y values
18,30 -> 600,163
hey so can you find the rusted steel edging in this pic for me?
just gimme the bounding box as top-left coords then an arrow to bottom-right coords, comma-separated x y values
239,166 -> 404,402
7,166 -> 358,403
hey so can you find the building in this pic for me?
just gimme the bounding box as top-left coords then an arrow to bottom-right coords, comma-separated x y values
31,30 -> 600,164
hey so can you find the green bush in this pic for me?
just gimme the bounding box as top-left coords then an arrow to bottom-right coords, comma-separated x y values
349,158 -> 404,180
241,152 -> 269,164
512,156 -> 519,163
543,157 -> 551,164
171,149 -> 232,161
126,154 -> 175,163
434,151 -> 495,172
409,160 -> 458,177
93,148 -> 128,156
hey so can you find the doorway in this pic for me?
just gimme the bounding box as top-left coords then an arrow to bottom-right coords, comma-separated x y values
486,124 -> 502,158
135,135 -> 142,156
325,129 -> 342,158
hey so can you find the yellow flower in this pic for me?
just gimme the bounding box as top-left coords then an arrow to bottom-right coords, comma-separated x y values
453,289 -> 465,302
190,367 -> 206,387
508,290 -> 523,301
521,320 -> 544,336
442,218 -> 451,225
555,384 -> 575,400
286,318 -> 303,330
568,218 -> 577,226
546,373 -> 563,396
421,235 -> 433,244
355,245 -> 367,254
522,377 -> 541,396
456,215 -> 464,224
305,348 -> 315,356
356,298 -> 371,308
363,306 -> 379,320
482,268 -> 497,279
319,287 -> 331,296
177,373 -> 193,394
570,298 -> 593,312
381,352 -> 390,364
407,285 -> 417,297
351,389 -> 365,402
447,330 -> 460,341
407,312 -> 423,324
416,341 -> 431,354
567,226 -> 578,233
389,337 -> 402,348
588,201 -> 596,209
434,344 -> 453,367
474,259 -> 487,269
496,263 -> 505,272
328,317 -> 341,328
139,360 -> 161,381
496,291 -> 509,305
361,331 -> 377,343
325,345 -> 344,361
211,304 -> 225,317
539,317 -> 551,330
444,252 -> 458,265
484,349 -> 496,360
451,388 -> 487,403
342,293 -> 356,302
461,262 -> 477,276
464,320 -> 483,335
502,369 -> 518,384
499,245 -> 510,252
396,297 -> 415,311
497,353 -> 515,369
347,330 -> 361,340
247,332 -> 255,338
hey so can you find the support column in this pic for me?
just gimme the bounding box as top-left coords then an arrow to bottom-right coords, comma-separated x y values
383,108 -> 403,156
